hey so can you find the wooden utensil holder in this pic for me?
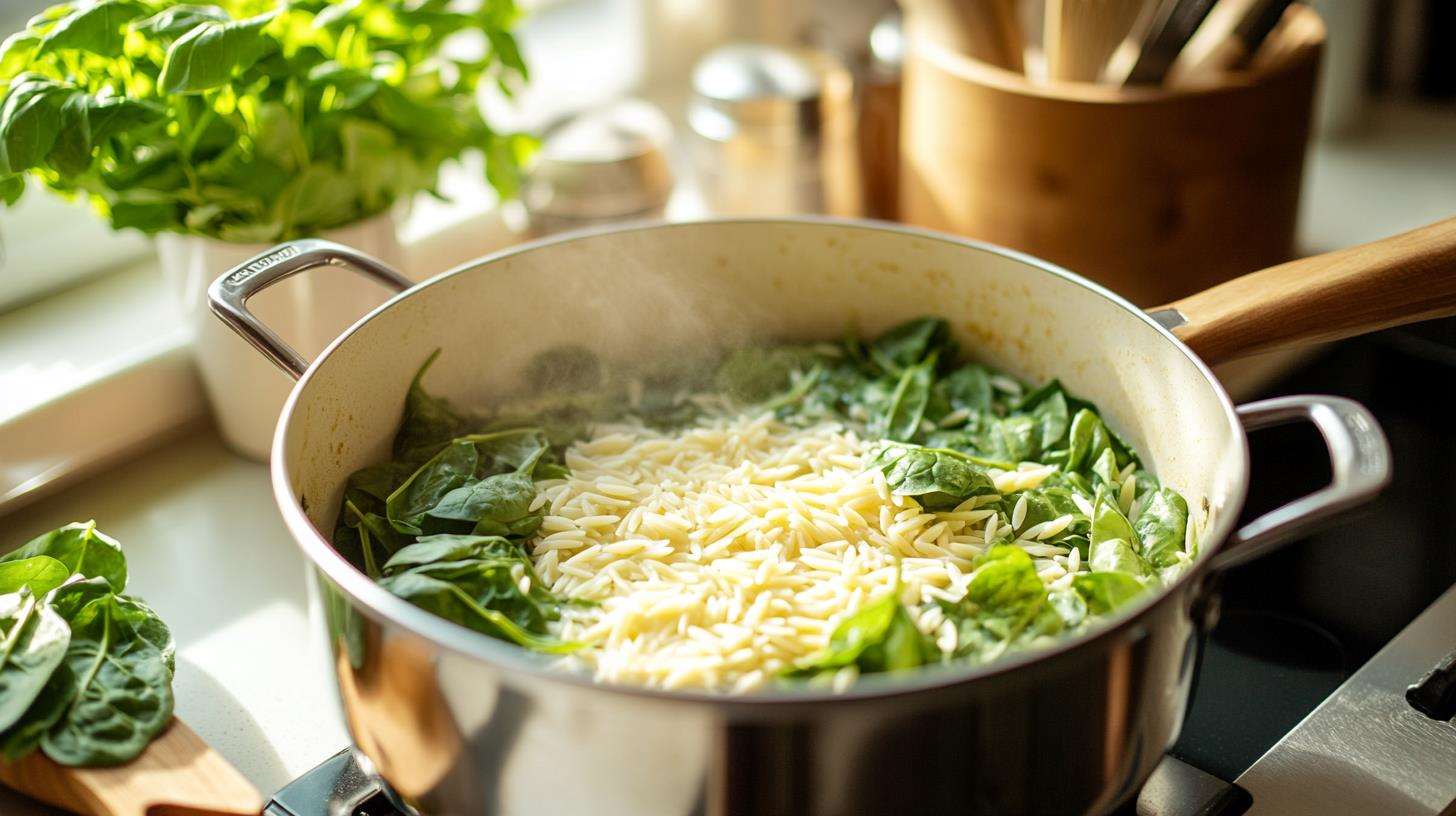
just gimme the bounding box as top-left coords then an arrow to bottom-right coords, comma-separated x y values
899,5 -> 1324,306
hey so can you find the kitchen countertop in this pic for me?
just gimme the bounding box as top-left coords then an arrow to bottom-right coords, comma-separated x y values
1,99 -> 1454,812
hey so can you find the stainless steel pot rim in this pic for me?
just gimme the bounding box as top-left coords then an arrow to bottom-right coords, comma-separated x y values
270,215 -> 1251,705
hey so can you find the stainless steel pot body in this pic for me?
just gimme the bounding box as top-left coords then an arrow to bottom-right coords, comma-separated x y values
211,219 -> 1388,815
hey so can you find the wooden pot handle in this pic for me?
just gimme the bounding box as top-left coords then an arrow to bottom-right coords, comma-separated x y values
1154,216 -> 1456,365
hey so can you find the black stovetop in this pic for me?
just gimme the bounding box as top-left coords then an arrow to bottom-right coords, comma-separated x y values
268,323 -> 1456,816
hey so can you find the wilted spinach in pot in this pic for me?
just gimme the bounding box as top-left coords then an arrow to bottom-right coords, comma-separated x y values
336,317 -> 1196,688
0,522 -> 175,766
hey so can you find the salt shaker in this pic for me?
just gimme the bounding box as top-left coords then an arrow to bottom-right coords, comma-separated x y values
521,99 -> 676,236
687,43 -> 862,217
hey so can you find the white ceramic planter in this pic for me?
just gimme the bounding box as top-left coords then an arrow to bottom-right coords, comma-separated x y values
158,212 -> 405,460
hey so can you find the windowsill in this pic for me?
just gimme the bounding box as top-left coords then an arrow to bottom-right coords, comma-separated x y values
2,99 -> 1454,516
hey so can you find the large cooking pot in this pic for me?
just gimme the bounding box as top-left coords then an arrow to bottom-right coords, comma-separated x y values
211,217 -> 1456,815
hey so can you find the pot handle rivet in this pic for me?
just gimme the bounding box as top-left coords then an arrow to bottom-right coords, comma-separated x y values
207,239 -> 414,380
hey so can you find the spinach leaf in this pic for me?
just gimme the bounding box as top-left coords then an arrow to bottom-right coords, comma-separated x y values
393,351 -> 473,464
0,589 -> 70,733
867,317 -> 954,375
1,521 -> 126,592
428,472 -> 543,539
40,594 -> 175,766
1134,488 -> 1189,569
1091,494 -> 1138,550
935,364 -> 993,417
787,592 -> 932,677
378,571 -> 579,654
0,662 -> 74,761
1066,409 -> 1106,473
0,556 -> 70,596
1014,381 -> 1071,452
877,356 -> 935,441
380,534 -> 581,652
866,442 -> 998,510
1071,572 -> 1147,614
714,346 -> 821,404
460,428 -> 550,476
1089,538 -> 1156,582
386,440 -> 479,535
941,547 -> 1060,660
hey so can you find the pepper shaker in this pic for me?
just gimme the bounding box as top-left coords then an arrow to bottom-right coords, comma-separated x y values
687,43 -> 862,217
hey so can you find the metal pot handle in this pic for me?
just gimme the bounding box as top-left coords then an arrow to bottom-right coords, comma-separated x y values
1210,395 -> 1391,572
208,239 -> 413,380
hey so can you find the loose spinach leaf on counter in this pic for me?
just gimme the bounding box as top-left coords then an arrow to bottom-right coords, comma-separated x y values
40,594 -> 175,767
0,556 -> 70,596
1,521 -> 126,592
0,523 -> 175,767
0,589 -> 71,733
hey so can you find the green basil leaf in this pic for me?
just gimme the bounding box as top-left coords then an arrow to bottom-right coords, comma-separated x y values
0,590 -> 70,733
0,31 -> 41,78
2,521 -> 126,592
0,75 -> 67,175
35,0 -> 146,58
130,4 -> 229,39
157,10 -> 279,94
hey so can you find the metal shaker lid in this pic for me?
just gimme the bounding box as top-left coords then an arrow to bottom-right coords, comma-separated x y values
689,43 -> 839,142
522,99 -> 675,221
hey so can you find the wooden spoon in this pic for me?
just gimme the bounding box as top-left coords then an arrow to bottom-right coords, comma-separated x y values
0,718 -> 261,816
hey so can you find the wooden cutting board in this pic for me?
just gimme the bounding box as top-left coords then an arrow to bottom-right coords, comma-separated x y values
0,718 -> 261,816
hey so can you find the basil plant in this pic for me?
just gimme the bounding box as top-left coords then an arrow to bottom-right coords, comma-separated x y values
0,0 -> 532,242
